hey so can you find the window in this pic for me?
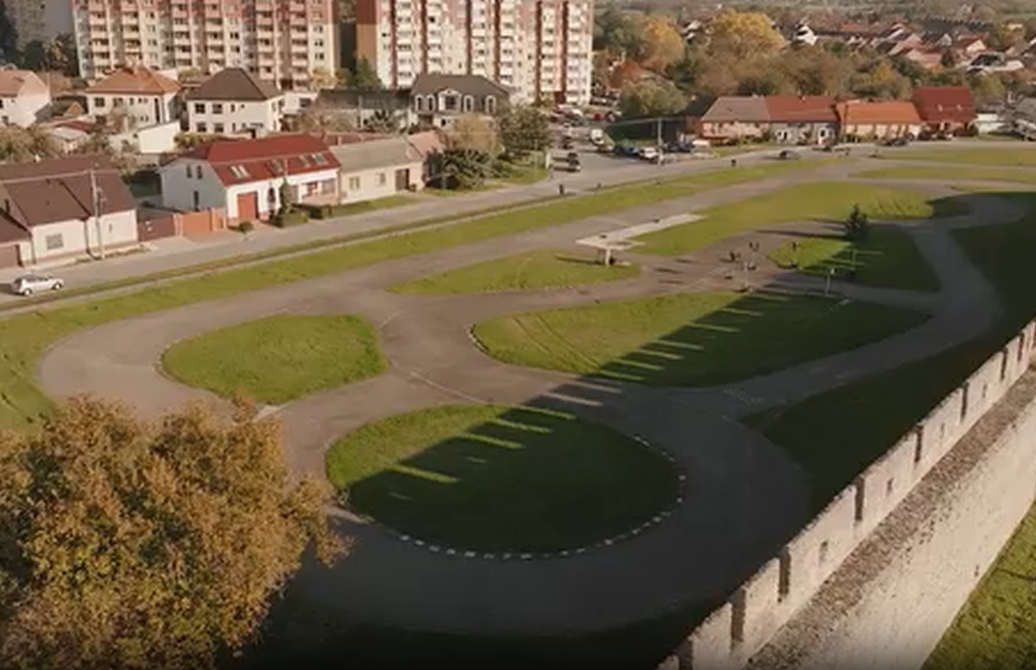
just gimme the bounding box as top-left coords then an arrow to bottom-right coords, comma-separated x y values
192,190 -> 200,209
462,95 -> 474,113
213,123 -> 224,133
45,233 -> 63,250
94,97 -> 106,108
442,94 -> 458,111
229,165 -> 250,178
196,122 -> 207,133
212,103 -> 224,114
311,152 -> 328,165
485,95 -> 496,113
194,102 -> 205,114
425,94 -> 436,112
348,176 -> 360,190
377,172 -> 386,186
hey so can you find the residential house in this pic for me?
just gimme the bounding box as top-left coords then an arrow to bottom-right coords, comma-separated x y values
695,96 -> 770,142
792,23 -> 818,46
1011,97 -> 1036,139
836,100 -> 923,140
763,95 -> 838,145
185,68 -> 285,138
0,155 -> 139,268
912,85 -> 976,134
160,134 -> 341,223
330,136 -> 425,204
0,68 -> 50,127
85,66 -> 180,131
967,52 -> 1024,73
404,130 -> 446,185
410,74 -> 512,129
310,88 -> 414,133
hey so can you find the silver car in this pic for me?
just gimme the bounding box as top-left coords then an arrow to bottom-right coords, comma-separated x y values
11,273 -> 64,296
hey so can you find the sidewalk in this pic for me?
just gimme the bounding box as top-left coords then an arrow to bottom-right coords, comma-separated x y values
0,148 -> 790,300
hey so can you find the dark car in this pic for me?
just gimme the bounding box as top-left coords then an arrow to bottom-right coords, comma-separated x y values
613,144 -> 638,157
778,149 -> 802,160
884,136 -> 911,147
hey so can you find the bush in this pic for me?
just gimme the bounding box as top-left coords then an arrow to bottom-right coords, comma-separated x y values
238,220 -> 254,233
270,209 -> 309,228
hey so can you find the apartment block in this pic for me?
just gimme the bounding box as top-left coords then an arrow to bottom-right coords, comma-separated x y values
354,0 -> 592,105
5,0 -> 74,48
72,0 -> 337,90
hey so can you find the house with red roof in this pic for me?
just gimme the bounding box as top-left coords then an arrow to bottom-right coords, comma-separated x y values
763,95 -> 838,145
911,86 -> 977,135
160,134 -> 341,223
835,100 -> 923,140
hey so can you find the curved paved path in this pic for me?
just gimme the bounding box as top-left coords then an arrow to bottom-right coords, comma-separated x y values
35,163 -> 1025,634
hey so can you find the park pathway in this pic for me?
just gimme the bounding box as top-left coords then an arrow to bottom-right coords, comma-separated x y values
34,161 -> 1025,635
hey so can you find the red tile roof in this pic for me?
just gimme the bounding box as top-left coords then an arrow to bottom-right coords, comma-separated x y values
87,66 -> 180,95
183,133 -> 340,186
763,95 -> 837,122
911,86 -> 976,123
836,100 -> 922,125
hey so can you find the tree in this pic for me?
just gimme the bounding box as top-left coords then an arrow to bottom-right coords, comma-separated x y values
618,79 -> 687,118
446,114 -> 500,154
0,0 -> 17,60
851,60 -> 911,99
430,148 -> 494,190
594,7 -> 647,57
340,57 -> 382,89
968,72 -> 1006,109
0,125 -> 59,163
497,104 -> 551,159
843,204 -> 870,241
309,66 -> 337,90
278,178 -> 293,214
0,396 -> 342,670
985,22 -> 1018,52
704,10 -> 784,61
639,15 -> 685,72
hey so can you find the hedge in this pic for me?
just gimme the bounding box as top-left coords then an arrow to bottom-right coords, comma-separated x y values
270,209 -> 310,227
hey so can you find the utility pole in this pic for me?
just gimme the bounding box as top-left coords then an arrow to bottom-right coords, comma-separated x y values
656,117 -> 663,166
89,168 -> 105,260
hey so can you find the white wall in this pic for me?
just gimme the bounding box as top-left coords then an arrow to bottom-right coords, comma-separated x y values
88,91 -> 179,128
187,97 -> 285,136
0,90 -> 50,127
17,209 -> 139,264
160,158 -> 227,212
224,168 -> 339,217
112,121 -> 180,154
340,161 -> 422,203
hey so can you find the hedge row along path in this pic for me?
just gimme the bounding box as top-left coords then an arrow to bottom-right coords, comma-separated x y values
35,161 -> 1024,636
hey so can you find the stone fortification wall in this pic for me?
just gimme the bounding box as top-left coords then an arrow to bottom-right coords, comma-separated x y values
668,320 -> 1036,670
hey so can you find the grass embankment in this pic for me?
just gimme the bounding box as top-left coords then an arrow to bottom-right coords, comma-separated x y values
473,290 -> 928,387
745,191 -> 1036,669
0,159 -> 822,429
161,314 -> 384,405
325,403 -> 679,553
860,165 -> 1036,185
389,249 -> 638,294
634,181 -> 962,280
879,147 -> 1036,167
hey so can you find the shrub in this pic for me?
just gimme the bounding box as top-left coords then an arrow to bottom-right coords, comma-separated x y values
270,209 -> 309,228
238,220 -> 254,233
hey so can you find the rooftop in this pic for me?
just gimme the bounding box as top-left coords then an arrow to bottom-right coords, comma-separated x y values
87,66 -> 180,95
186,68 -> 281,102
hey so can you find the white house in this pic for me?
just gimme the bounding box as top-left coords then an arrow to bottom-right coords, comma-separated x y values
160,134 -> 341,222
185,68 -> 285,138
85,65 -> 180,130
0,67 -> 50,127
0,155 -> 139,268
330,136 -> 425,204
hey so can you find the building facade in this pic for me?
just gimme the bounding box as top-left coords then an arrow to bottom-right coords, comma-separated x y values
353,0 -> 592,105
185,67 -> 285,136
72,0 -> 337,90
0,69 -> 52,127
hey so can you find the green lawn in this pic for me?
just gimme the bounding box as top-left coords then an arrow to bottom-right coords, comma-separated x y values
324,403 -> 679,553
472,290 -> 928,387
161,314 -> 384,405
880,147 -> 1036,167
860,165 -> 1036,185
330,195 -> 414,216
388,249 -> 639,294
634,181 -> 962,257
0,159 -> 824,430
767,225 -> 940,291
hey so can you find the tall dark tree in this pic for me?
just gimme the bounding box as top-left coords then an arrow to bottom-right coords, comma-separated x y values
497,104 -> 551,159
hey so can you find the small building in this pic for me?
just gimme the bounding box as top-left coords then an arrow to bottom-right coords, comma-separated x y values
696,96 -> 770,142
912,85 -> 977,134
160,134 -> 341,223
835,100 -> 923,140
85,66 -> 180,130
310,88 -> 414,133
185,68 -> 285,138
330,136 -> 425,204
0,67 -> 51,127
763,95 -> 838,145
410,74 -> 512,129
0,155 -> 139,268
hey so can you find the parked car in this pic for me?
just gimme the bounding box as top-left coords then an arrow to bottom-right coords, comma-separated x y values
778,149 -> 802,160
613,144 -> 638,157
11,273 -> 64,296
639,146 -> 660,161
882,136 -> 911,147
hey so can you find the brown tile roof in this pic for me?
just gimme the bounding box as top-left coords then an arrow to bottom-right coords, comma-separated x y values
410,73 -> 512,99
0,68 -> 48,97
405,130 -> 444,157
701,96 -> 770,123
763,95 -> 837,122
912,85 -> 976,123
182,133 -> 340,186
836,100 -> 923,125
185,68 -> 281,102
0,216 -> 29,244
87,66 -> 180,95
0,155 -> 137,228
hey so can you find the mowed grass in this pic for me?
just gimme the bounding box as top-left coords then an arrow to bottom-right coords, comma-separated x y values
161,314 -> 384,405
0,160 -> 823,430
472,290 -> 929,387
324,403 -> 680,553
388,249 -> 639,294
767,225 -> 940,291
860,165 -> 1036,185
879,147 -> 1036,167
634,181 -> 962,256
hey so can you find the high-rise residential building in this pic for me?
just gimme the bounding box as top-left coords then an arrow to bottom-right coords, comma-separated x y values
6,0 -> 74,48
72,0 -> 337,90
353,0 -> 592,105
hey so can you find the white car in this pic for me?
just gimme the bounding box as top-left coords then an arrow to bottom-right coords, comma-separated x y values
11,273 -> 64,296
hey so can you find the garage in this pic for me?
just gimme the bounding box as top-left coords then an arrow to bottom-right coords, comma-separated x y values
0,243 -> 18,268
137,215 -> 176,242
236,192 -> 259,221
